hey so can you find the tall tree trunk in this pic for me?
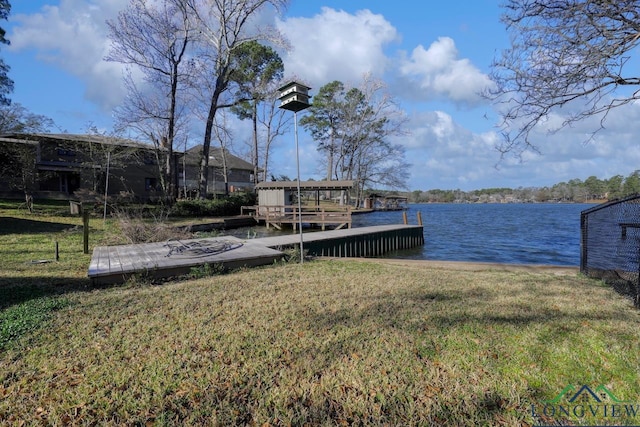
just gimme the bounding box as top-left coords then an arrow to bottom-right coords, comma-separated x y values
165,62 -> 179,204
252,101 -> 259,184
198,76 -> 226,199
198,97 -> 216,199
326,130 -> 335,189
262,148 -> 270,183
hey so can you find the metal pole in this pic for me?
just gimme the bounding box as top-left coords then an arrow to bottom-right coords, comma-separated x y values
294,111 -> 304,263
103,151 -> 111,221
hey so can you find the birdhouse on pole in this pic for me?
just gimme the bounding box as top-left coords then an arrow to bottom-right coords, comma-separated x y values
278,81 -> 311,112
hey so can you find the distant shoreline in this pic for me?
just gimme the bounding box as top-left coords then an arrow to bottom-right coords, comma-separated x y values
404,200 -> 605,204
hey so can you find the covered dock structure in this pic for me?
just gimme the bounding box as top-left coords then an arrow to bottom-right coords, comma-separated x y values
364,194 -> 409,211
243,180 -> 355,230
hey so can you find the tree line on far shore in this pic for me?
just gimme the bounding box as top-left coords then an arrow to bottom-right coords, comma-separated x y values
397,172 -> 640,204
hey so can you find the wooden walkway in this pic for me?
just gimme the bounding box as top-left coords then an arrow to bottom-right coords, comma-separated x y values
88,225 -> 424,284
88,236 -> 283,285
255,224 -> 424,257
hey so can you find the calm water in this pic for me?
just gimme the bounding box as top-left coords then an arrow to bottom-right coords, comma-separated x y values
225,203 -> 596,266
352,203 -> 595,266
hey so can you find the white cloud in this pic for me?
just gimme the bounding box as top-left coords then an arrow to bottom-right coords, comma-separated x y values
397,37 -> 494,104
276,7 -> 399,87
9,0 -> 128,110
395,111 -> 502,189
394,106 -> 640,191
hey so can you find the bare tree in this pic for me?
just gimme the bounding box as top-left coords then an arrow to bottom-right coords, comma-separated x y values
186,0 -> 289,199
257,87 -> 290,182
301,75 -> 408,205
106,0 -> 195,202
349,76 -> 409,203
82,128 -> 145,196
489,0 -> 640,157
300,80 -> 345,182
0,103 -> 54,209
234,85 -> 290,185
0,138 -> 38,208
0,103 -> 54,133
212,110 -> 233,195
230,40 -> 284,184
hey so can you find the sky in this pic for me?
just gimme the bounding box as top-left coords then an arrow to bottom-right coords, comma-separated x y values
3,0 -> 640,192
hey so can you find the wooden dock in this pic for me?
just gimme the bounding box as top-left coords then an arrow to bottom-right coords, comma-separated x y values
242,205 -> 351,230
88,236 -> 284,285
255,224 -> 424,257
88,225 -> 424,284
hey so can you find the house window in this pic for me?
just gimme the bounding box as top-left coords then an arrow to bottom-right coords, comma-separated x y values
143,153 -> 156,165
57,148 -> 76,157
145,178 -> 158,191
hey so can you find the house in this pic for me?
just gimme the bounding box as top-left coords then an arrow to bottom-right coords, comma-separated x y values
0,134 -> 259,201
177,145 -> 258,197
0,133 -> 165,201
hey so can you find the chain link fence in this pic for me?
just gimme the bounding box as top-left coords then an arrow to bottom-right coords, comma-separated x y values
581,195 -> 640,307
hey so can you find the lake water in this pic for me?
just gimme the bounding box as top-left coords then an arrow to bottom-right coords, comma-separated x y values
225,203 -> 596,266
353,203 -> 595,266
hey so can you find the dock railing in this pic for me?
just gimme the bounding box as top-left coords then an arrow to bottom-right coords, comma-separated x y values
241,205 -> 352,230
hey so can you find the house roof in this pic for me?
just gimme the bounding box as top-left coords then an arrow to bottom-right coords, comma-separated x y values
0,134 -> 255,173
255,180 -> 354,191
0,133 -> 157,150
183,145 -> 255,171
0,135 -> 39,146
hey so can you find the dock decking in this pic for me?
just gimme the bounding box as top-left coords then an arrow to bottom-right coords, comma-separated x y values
88,236 -> 284,285
88,224 -> 425,284
256,224 -> 424,257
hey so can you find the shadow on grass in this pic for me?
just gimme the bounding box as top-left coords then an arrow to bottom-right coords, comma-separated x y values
298,284 -> 633,338
0,217 -> 78,235
0,276 -> 95,310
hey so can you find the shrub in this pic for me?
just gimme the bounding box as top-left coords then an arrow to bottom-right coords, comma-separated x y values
170,192 -> 256,217
114,210 -> 193,244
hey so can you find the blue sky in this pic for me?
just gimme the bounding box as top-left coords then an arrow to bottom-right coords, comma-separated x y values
4,0 -> 640,191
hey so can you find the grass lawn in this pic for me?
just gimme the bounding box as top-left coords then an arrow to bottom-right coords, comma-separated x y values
1,200 -> 640,426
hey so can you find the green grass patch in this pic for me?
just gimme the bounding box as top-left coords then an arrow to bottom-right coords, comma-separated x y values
0,199 -> 112,347
0,296 -> 70,350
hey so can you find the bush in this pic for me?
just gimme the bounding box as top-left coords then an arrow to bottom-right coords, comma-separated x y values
170,192 -> 256,217
114,210 -> 193,244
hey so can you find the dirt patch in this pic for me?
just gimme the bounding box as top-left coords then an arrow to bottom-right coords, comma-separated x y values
317,256 -> 579,276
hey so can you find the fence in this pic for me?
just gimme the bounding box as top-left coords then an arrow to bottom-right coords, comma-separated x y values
581,195 -> 640,307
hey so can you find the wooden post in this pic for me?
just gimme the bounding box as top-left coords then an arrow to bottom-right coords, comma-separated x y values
83,208 -> 90,255
55,241 -> 59,261
417,211 -> 423,226
402,211 -> 408,225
